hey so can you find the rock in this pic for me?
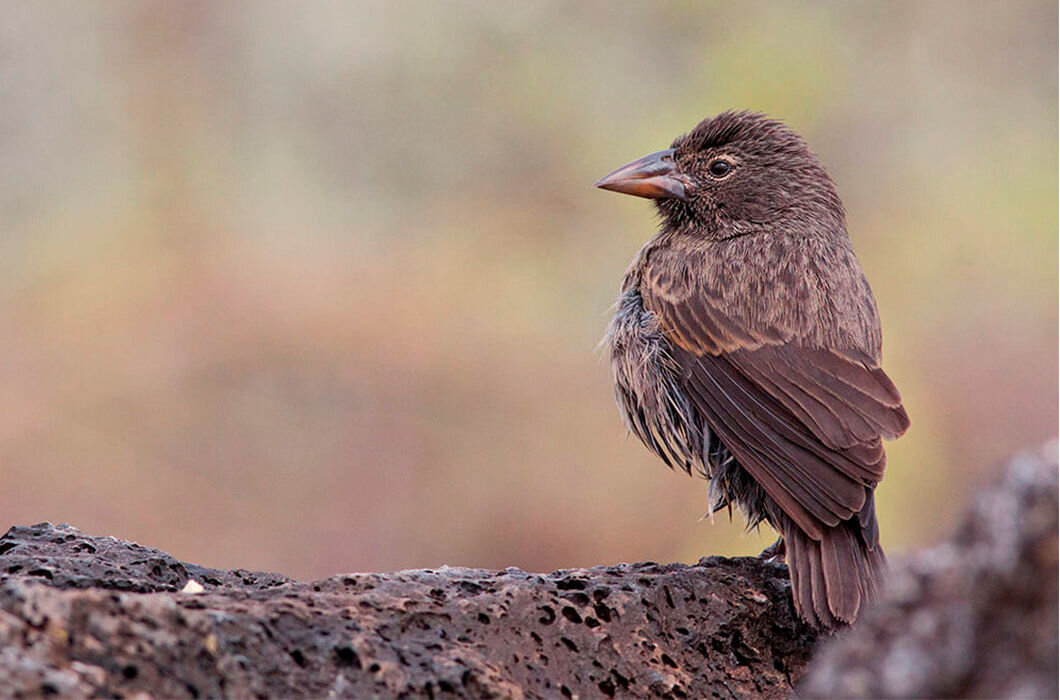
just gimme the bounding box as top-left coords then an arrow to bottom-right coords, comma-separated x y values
0,524 -> 814,698
3,441 -> 1055,698
0,522 -> 291,594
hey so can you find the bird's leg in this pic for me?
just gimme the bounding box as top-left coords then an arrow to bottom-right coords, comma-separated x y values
759,536 -> 786,563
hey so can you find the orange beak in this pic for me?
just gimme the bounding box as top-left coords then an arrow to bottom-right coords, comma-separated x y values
594,148 -> 689,201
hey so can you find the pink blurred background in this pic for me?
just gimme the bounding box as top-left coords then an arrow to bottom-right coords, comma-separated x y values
1,1 -> 1056,579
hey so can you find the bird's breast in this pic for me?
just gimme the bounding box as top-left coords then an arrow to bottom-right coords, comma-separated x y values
604,287 -> 705,477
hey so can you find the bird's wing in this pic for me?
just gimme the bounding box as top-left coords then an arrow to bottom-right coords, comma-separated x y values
641,254 -> 910,541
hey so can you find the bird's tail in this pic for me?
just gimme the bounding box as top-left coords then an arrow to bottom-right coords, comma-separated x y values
784,500 -> 887,630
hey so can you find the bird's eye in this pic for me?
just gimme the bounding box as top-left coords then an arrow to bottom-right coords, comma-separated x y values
707,159 -> 733,178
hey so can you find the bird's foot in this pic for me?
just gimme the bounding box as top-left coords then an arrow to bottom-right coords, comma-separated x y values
759,537 -> 786,564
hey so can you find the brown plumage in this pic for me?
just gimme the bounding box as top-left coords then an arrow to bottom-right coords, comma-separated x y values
596,111 -> 909,629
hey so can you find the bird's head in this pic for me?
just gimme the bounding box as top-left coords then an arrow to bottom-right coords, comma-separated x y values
595,111 -> 844,237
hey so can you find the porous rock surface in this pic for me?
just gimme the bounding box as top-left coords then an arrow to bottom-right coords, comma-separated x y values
2,441 -> 1055,698
0,523 -> 813,698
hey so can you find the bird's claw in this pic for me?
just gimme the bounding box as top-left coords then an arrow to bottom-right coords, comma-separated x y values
759,537 -> 786,564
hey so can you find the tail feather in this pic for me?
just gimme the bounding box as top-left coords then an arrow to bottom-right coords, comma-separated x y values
821,525 -> 863,622
862,540 -> 888,600
805,536 -> 839,628
784,512 -> 886,630
785,529 -> 819,628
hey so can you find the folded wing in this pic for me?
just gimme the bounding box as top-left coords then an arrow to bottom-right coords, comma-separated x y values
642,259 -> 910,544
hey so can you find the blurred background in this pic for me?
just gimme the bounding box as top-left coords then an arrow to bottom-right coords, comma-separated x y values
0,1 -> 1055,579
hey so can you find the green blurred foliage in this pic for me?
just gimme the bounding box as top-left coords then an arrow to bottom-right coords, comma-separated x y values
0,1 -> 1055,578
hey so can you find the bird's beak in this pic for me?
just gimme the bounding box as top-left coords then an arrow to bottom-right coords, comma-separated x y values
594,148 -> 688,201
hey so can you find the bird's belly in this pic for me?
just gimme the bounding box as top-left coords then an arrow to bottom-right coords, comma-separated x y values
605,288 -> 706,476
605,288 -> 770,524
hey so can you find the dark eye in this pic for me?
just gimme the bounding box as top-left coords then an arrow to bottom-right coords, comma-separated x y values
708,159 -> 732,178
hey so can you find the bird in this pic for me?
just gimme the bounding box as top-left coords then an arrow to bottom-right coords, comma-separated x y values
595,111 -> 910,629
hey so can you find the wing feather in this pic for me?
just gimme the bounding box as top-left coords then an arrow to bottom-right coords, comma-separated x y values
642,251 -> 908,544
695,354 -> 868,510
682,359 -> 848,536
